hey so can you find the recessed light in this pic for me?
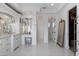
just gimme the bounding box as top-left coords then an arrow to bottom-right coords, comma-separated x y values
50,3 -> 54,6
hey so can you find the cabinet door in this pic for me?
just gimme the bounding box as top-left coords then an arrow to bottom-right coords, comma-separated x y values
16,36 -> 21,46
13,37 -> 18,49
0,39 -> 6,55
2,38 -> 11,55
0,38 -> 11,56
5,38 -> 11,52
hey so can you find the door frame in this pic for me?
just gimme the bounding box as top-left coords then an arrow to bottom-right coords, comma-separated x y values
68,5 -> 77,55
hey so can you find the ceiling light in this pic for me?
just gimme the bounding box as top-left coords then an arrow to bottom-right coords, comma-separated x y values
50,3 -> 54,6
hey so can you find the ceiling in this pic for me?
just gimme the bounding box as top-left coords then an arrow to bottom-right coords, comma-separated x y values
6,3 -> 66,14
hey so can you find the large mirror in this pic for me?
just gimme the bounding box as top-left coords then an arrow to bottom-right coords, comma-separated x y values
20,17 -> 32,35
0,12 -> 14,34
57,19 -> 65,47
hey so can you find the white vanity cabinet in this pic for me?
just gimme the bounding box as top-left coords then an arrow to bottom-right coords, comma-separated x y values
13,34 -> 21,50
0,36 -> 11,55
0,34 -> 21,55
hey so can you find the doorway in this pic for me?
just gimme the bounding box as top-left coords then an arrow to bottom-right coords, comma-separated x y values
69,6 -> 77,54
48,17 -> 56,42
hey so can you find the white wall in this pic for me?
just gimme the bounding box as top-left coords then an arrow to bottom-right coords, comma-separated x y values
32,11 -> 37,45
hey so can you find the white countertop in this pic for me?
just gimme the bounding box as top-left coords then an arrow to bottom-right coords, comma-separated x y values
0,33 -> 32,39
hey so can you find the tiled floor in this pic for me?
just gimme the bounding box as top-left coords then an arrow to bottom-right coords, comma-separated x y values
7,40 -> 74,56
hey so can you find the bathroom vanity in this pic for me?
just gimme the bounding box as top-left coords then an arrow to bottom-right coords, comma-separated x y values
0,34 -> 11,55
0,12 -> 32,55
0,33 -> 21,55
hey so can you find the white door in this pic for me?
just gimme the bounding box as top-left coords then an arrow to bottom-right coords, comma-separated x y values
37,16 -> 44,43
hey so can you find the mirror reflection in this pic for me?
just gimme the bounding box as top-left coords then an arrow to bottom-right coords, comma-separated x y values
0,13 -> 14,34
20,17 -> 32,35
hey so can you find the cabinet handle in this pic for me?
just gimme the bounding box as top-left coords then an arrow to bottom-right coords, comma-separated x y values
75,22 -> 78,24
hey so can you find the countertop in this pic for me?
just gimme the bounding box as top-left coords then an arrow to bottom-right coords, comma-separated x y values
0,33 -> 32,39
